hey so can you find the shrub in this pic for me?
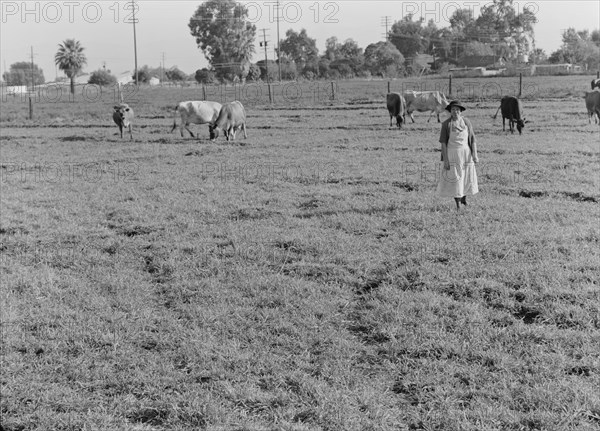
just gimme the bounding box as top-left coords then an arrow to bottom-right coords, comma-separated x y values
88,69 -> 117,86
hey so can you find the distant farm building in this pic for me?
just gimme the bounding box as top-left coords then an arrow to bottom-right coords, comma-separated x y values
117,71 -> 134,85
532,63 -> 583,75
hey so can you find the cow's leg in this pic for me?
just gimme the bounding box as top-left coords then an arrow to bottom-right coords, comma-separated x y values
184,123 -> 195,138
242,123 -> 247,138
427,111 -> 434,123
119,124 -> 123,139
409,112 -> 415,123
128,124 -> 133,140
437,112 -> 441,123
390,116 -> 393,127
502,117 -> 506,131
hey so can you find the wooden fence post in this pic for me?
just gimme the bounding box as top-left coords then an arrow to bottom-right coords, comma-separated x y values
28,96 -> 33,120
331,81 -> 335,100
519,73 -> 522,97
387,81 -> 390,93
448,74 -> 452,97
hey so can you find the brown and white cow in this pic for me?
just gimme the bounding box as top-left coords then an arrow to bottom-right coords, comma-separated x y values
172,100 -> 222,138
113,103 -> 134,140
584,90 -> 600,124
493,96 -> 527,134
386,92 -> 407,129
212,101 -> 247,142
403,90 -> 449,123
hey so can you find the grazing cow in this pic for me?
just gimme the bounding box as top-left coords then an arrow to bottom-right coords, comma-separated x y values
113,103 -> 134,140
212,101 -> 247,141
403,90 -> 449,123
172,100 -> 222,138
584,90 -> 600,124
386,92 -> 407,128
591,78 -> 600,90
493,96 -> 527,134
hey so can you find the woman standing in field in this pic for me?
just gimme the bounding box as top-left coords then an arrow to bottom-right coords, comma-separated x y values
437,100 -> 479,210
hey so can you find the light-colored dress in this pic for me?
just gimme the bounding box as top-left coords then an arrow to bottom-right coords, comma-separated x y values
437,118 -> 479,198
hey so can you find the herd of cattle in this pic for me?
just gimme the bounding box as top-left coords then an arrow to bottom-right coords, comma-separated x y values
386,90 -> 530,134
112,99 -> 248,141
387,77 -> 600,135
112,78 -> 600,141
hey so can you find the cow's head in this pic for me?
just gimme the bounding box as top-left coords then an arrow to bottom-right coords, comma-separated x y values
211,126 -> 221,140
516,118 -> 526,134
396,115 -> 404,129
114,105 -> 131,122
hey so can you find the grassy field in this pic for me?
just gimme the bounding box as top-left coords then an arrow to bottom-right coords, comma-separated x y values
1,75 -> 599,430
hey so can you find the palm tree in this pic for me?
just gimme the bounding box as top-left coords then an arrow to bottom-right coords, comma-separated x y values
54,39 -> 87,95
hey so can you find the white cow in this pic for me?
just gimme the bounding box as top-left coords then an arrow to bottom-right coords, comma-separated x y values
212,101 -> 247,142
171,100 -> 222,138
403,90 -> 449,123
113,103 -> 134,140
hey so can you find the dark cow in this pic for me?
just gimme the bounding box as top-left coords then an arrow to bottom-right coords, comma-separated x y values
493,96 -> 527,134
386,92 -> 406,128
212,101 -> 247,141
591,78 -> 600,90
172,100 -> 222,138
403,90 -> 449,123
584,90 -> 600,124
113,103 -> 134,140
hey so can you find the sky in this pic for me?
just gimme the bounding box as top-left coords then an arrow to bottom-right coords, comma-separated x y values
1,0 -> 599,81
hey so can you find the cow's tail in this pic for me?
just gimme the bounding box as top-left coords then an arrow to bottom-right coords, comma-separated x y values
171,105 -> 178,133
492,105 -> 501,119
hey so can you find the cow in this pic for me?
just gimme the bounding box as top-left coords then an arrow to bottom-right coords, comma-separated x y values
403,90 -> 449,123
212,101 -> 247,142
113,103 -> 134,140
493,96 -> 527,134
591,78 -> 600,90
584,90 -> 600,124
386,92 -> 406,128
171,100 -> 222,139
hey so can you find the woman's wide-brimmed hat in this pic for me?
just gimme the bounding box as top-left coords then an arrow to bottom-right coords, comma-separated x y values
445,100 -> 466,112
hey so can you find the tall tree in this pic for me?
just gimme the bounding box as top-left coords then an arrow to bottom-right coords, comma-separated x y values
322,37 -> 364,77
279,28 -> 319,77
550,28 -> 600,70
473,0 -> 537,62
448,8 -> 476,61
389,14 -> 426,60
54,39 -> 87,94
2,62 -> 45,86
188,0 -> 256,81
364,41 -> 404,77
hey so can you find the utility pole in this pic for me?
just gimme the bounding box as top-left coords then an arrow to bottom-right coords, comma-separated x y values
162,52 -> 165,83
30,46 -> 35,92
260,29 -> 270,84
132,0 -> 138,85
381,16 -> 391,41
276,0 -> 281,81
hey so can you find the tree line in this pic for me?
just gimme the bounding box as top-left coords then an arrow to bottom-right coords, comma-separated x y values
3,0 -> 599,89
189,0 -> 600,82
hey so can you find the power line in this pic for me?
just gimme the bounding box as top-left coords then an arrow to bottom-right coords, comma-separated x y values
381,16 -> 392,41
131,0 -> 138,85
276,0 -> 281,81
260,28 -> 270,83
